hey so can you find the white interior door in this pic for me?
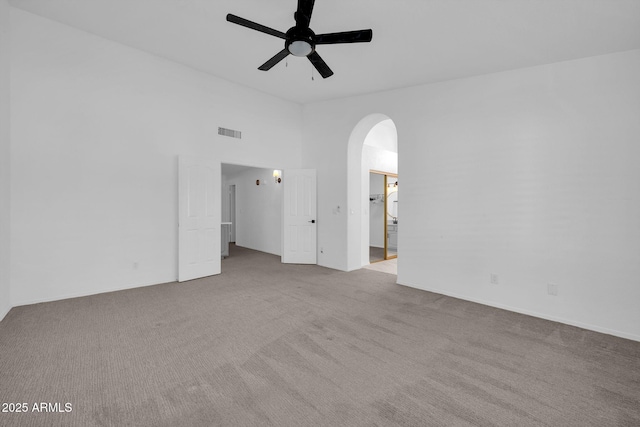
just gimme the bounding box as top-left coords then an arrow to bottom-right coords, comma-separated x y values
282,169 -> 317,264
178,156 -> 221,282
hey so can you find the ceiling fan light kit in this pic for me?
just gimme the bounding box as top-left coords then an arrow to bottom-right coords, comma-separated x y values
226,0 -> 373,79
288,40 -> 313,57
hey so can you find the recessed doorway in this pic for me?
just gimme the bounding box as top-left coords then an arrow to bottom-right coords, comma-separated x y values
220,163 -> 283,266
347,113 -> 398,273
369,170 -> 398,263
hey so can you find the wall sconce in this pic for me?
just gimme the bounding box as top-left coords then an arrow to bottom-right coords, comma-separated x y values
273,170 -> 282,184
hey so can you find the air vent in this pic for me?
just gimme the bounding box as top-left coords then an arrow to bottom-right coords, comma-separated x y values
218,127 -> 242,139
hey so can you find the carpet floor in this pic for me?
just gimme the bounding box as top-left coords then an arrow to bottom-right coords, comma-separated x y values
363,257 -> 397,275
0,245 -> 639,426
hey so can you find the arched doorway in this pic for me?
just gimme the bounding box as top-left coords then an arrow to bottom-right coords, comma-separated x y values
346,114 -> 398,271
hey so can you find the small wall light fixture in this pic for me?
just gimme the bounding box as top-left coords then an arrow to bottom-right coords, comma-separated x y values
273,170 -> 282,184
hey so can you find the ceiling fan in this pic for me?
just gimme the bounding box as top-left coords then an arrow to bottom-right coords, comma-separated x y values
226,0 -> 373,79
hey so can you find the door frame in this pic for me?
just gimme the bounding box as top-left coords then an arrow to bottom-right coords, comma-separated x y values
383,172 -> 398,261
229,184 -> 236,243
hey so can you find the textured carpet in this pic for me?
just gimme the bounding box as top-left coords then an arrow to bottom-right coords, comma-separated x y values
363,257 -> 397,275
1,245 -> 639,426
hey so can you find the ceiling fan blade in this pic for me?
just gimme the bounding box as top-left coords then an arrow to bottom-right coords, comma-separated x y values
258,49 -> 291,71
315,29 -> 373,45
295,0 -> 315,28
307,51 -> 333,78
226,14 -> 287,39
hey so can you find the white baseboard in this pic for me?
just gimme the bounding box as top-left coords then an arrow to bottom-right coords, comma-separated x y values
0,302 -> 11,323
396,279 -> 640,343
12,277 -> 175,308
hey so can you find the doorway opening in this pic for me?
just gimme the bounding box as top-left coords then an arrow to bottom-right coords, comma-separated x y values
221,163 -> 283,267
347,114 -> 398,273
369,171 -> 398,263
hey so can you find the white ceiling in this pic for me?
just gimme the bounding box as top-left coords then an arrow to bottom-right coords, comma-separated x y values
9,0 -> 640,104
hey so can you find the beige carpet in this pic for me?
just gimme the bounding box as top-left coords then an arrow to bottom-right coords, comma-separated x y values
364,257 -> 398,275
1,244 -> 639,426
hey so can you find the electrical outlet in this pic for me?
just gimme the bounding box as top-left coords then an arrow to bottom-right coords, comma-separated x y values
490,273 -> 499,285
547,284 -> 558,296
133,262 -> 139,270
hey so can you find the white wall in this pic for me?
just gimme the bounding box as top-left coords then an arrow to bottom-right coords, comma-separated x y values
302,50 -> 640,341
364,119 -> 398,153
10,9 -> 302,306
222,167 -> 282,256
0,0 -> 11,321
362,146 -> 398,175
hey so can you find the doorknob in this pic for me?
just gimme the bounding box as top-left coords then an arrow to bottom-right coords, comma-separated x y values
309,220 -> 316,224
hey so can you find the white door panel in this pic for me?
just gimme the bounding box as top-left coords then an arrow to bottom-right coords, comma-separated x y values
283,169 -> 317,264
179,156 -> 221,281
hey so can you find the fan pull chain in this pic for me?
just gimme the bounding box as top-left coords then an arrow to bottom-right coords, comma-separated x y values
311,66 -> 315,81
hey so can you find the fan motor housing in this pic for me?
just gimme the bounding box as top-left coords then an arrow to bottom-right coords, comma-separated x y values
285,27 -> 316,56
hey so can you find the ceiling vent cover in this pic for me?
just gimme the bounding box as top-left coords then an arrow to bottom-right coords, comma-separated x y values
218,127 -> 242,139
